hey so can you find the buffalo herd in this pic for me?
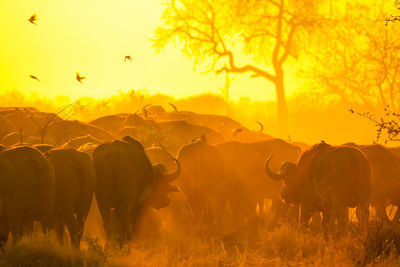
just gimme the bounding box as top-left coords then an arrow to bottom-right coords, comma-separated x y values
1,106 -> 400,246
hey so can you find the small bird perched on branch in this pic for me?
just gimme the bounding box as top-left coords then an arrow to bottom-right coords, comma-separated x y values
29,75 -> 40,81
124,56 -> 132,62
75,72 -> 85,84
28,14 -> 38,25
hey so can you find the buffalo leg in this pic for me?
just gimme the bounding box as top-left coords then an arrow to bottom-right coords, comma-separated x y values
96,196 -> 113,242
54,218 -> 65,243
375,201 -> 389,222
75,215 -> 86,248
0,220 -> 9,247
393,205 -> 400,222
309,212 -> 322,234
64,212 -> 79,247
336,207 -> 349,233
287,205 -> 300,225
130,204 -> 147,239
115,205 -> 131,246
300,205 -> 313,229
11,226 -> 23,245
270,199 -> 286,226
322,209 -> 333,240
356,202 -> 369,232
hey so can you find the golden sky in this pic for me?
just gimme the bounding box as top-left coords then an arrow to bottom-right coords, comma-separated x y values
0,0 -> 300,102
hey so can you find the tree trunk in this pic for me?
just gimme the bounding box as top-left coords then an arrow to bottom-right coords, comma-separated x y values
274,68 -> 288,136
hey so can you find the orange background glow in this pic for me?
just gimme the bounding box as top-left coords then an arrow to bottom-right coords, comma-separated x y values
0,0 -> 301,102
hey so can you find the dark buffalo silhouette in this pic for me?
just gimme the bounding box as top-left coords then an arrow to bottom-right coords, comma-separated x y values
177,139 -> 254,233
0,116 -> 15,141
142,107 -> 272,143
62,135 -> 102,150
33,144 -> 55,154
146,146 -> 177,172
92,136 -> 180,245
47,120 -> 114,145
0,146 -> 55,244
217,139 -> 301,226
47,148 -> 96,247
265,142 -> 371,238
344,143 -> 400,222
89,114 -> 131,134
145,146 -> 193,233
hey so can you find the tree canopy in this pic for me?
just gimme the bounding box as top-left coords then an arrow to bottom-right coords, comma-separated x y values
304,2 -> 400,111
153,0 -> 325,135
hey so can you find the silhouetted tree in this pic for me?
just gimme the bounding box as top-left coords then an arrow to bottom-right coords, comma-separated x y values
303,2 -> 400,111
218,68 -> 233,102
350,106 -> 400,143
153,0 -> 325,135
24,101 -> 84,144
385,0 -> 400,25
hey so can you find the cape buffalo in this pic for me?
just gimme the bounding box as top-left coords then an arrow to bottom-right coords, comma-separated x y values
62,135 -> 102,150
89,114 -> 130,134
177,139 -> 254,233
33,144 -> 55,154
217,139 -> 301,226
145,146 -> 192,232
344,143 -> 400,222
146,146 -> 177,172
0,146 -> 55,244
0,116 -> 15,141
265,142 -> 371,237
93,136 -> 180,245
47,148 -> 96,247
46,120 -> 114,145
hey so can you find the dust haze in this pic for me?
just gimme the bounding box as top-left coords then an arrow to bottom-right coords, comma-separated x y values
2,0 -> 400,266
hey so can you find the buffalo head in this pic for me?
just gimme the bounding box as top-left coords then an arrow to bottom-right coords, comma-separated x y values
264,156 -> 301,204
150,159 -> 181,209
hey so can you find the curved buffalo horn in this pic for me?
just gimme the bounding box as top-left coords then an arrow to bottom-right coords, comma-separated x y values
168,102 -> 178,112
142,104 -> 152,111
161,158 -> 181,182
256,121 -> 264,133
142,104 -> 152,118
264,156 -> 283,181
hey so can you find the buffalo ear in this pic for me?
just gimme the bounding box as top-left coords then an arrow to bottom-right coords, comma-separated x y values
152,163 -> 166,178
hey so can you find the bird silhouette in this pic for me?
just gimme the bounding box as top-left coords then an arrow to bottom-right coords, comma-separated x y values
124,56 -> 132,62
29,75 -> 40,81
75,72 -> 85,83
28,14 -> 38,25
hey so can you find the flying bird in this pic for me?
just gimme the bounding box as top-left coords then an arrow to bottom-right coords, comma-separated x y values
29,75 -> 40,81
124,56 -> 132,62
28,14 -> 38,25
75,72 -> 85,84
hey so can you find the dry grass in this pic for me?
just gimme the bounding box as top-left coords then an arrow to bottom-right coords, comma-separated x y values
2,221 -> 400,266
0,233 -> 106,267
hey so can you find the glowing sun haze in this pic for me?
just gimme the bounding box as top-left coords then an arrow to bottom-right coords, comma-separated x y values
0,0 -> 299,102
